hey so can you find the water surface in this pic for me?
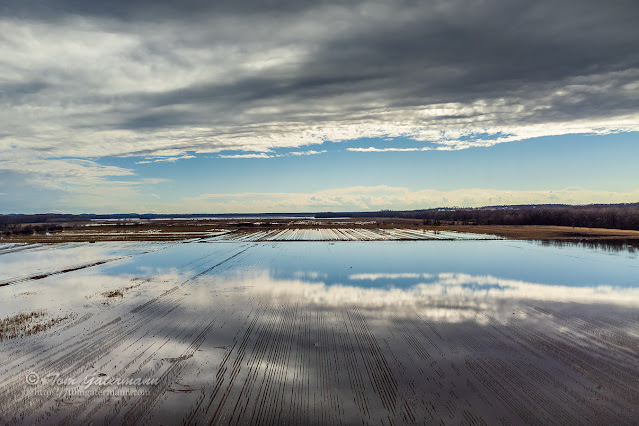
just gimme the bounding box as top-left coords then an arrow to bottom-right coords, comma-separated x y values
1,239 -> 638,425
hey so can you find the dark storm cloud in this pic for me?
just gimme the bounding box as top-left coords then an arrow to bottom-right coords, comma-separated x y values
1,0 -> 638,161
0,81 -> 48,98
118,110 -> 199,130
0,0 -> 358,21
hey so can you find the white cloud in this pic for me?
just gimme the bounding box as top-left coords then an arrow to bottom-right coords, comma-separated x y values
349,273 -> 433,280
0,155 -> 134,190
0,150 -> 170,211
182,185 -> 639,213
218,153 -> 273,159
6,180 -> 636,213
211,271 -> 639,324
216,149 -> 325,159
347,147 -> 429,152
284,150 -> 327,156
135,155 -> 196,164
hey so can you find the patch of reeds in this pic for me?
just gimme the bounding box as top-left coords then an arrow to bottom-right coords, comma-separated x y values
0,310 -> 69,340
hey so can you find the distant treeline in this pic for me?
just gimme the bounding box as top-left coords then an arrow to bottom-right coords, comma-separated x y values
317,203 -> 639,230
0,212 -> 315,225
1,223 -> 63,237
0,214 -> 86,225
3,204 -> 639,231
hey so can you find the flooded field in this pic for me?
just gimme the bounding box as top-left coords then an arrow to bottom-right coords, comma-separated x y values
1,236 -> 638,424
207,228 -> 501,241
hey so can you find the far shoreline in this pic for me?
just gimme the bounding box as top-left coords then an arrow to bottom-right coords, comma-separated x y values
2,218 -> 639,244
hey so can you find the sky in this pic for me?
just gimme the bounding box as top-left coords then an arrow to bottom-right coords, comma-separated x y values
1,0 -> 638,214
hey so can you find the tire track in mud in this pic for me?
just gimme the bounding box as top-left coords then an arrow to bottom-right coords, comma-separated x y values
0,245 -> 254,424
392,317 -> 432,361
96,304 -> 238,423
314,311 -> 344,426
192,304 -> 407,425
55,309 -> 214,425
1,288 -> 191,424
465,358 -> 541,425
471,308 -> 639,424
284,310 -> 314,425
130,246 -> 251,315
246,303 -> 298,425
0,243 -> 42,255
119,313 -> 222,426
0,258 -> 125,287
0,241 -> 167,286
174,299 -> 637,425
201,302 -> 299,425
345,306 -> 399,415
506,325 -> 639,408
1,270 -> 189,393
463,354 -> 609,426
407,312 -> 446,358
199,302 -> 265,424
335,310 -> 371,419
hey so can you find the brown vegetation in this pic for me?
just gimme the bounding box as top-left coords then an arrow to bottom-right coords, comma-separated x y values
0,311 -> 69,340
3,218 -> 639,244
2,207 -> 639,244
103,289 -> 124,298
425,224 -> 639,240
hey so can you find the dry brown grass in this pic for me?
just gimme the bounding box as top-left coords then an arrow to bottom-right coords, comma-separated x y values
103,289 -> 124,298
99,282 -> 144,305
0,310 -> 69,340
427,224 -> 639,240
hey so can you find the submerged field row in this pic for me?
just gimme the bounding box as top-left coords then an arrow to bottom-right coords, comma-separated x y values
204,228 -> 501,241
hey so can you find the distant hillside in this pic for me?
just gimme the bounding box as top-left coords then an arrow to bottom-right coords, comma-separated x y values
317,203 -> 639,231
